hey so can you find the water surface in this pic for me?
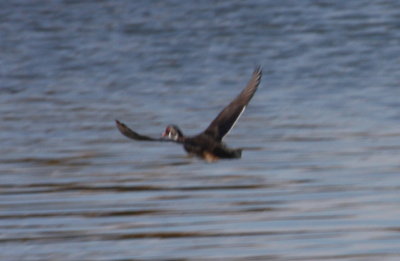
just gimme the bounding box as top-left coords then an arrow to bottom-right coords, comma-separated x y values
1,1 -> 400,260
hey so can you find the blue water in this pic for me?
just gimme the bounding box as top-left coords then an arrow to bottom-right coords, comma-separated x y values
1,1 -> 400,260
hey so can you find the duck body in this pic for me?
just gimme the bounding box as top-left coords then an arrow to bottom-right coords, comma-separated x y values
182,134 -> 242,161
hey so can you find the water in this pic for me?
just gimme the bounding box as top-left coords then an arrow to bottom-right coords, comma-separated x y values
1,0 -> 400,260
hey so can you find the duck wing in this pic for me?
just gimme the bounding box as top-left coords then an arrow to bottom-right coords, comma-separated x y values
116,120 -> 175,142
203,66 -> 262,141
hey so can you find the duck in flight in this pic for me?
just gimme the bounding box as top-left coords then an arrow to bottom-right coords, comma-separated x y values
116,66 -> 262,162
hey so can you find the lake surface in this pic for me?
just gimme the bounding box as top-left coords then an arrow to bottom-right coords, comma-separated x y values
1,1 -> 400,260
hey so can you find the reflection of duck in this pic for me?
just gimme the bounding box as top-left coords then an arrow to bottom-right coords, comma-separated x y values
116,66 -> 262,162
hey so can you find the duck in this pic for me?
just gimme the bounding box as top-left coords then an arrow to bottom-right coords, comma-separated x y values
116,66 -> 262,162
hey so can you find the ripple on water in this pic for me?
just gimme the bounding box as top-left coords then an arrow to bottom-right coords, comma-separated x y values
2,0 -> 400,260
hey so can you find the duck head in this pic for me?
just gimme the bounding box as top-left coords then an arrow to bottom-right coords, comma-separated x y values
162,125 -> 184,141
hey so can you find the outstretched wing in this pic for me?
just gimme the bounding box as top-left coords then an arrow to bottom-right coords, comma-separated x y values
115,120 -> 175,142
203,66 -> 262,141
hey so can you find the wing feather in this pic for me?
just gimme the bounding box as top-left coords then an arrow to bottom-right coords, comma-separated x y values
115,120 -> 176,142
203,66 -> 262,141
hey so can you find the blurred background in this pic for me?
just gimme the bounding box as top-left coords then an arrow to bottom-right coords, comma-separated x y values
1,0 -> 400,260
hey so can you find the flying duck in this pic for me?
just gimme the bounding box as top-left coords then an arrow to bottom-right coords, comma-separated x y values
116,66 -> 262,162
